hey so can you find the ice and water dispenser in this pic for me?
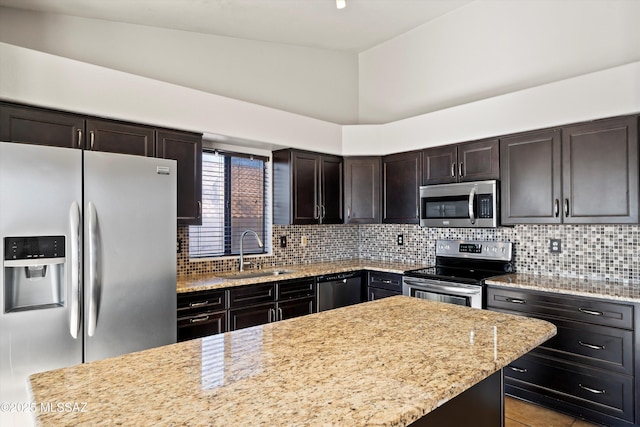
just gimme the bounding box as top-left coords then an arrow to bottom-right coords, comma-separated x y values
3,236 -> 65,312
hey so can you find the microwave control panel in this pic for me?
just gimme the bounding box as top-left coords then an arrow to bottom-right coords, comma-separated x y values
477,194 -> 493,218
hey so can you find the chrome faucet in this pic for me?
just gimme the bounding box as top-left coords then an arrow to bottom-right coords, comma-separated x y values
239,230 -> 264,271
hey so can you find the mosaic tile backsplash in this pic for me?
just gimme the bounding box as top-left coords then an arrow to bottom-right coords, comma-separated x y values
178,224 -> 640,284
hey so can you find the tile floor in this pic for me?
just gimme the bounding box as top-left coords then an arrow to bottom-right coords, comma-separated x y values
505,397 -> 601,427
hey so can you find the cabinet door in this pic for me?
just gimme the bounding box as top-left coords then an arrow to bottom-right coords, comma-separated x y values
292,151 -> 320,224
86,119 -> 155,156
156,130 -> 203,225
562,116 -> 638,224
319,155 -> 343,224
0,103 -> 84,149
382,150 -> 421,224
368,287 -> 401,301
228,303 -> 275,331
500,129 -> 562,224
278,297 -> 315,320
422,145 -> 457,185
458,138 -> 499,182
344,157 -> 381,224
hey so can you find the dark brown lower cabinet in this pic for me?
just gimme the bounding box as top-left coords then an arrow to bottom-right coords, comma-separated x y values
177,289 -> 227,342
367,271 -> 403,301
229,302 -> 275,331
487,286 -> 638,427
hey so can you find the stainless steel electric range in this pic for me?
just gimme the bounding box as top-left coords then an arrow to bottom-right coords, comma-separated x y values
403,240 -> 514,309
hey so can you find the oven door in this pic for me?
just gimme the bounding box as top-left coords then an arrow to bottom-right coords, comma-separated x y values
419,180 -> 497,228
402,278 -> 483,309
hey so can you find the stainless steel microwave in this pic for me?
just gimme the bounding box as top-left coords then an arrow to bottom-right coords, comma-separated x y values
420,180 -> 498,228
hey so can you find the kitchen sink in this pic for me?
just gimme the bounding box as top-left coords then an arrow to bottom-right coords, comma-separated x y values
223,269 -> 294,280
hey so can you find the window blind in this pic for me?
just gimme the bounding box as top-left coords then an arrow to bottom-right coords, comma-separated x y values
189,150 -> 270,258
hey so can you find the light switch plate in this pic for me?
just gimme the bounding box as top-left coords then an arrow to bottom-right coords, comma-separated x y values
550,239 -> 562,254
397,234 -> 404,246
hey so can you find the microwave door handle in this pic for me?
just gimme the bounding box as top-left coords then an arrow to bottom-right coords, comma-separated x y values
468,187 -> 477,224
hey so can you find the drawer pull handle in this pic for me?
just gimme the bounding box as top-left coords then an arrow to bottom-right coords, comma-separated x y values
579,384 -> 606,395
578,308 -> 604,316
381,279 -> 392,284
508,365 -> 527,373
579,341 -> 605,350
189,301 -> 209,307
190,315 -> 210,323
506,297 -> 526,304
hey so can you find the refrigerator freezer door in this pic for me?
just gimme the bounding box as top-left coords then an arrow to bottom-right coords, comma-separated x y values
83,151 -> 177,362
0,142 -> 83,427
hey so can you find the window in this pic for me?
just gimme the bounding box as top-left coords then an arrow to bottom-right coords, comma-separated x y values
189,149 -> 270,258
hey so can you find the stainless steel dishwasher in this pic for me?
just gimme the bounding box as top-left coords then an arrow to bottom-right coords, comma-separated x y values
316,271 -> 362,312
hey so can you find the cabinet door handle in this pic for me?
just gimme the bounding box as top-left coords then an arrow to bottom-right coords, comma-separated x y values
564,198 -> 569,217
77,129 -> 83,149
579,341 -> 605,350
314,205 -> 320,220
451,163 -> 456,177
554,199 -> 559,217
189,301 -> 209,308
506,297 -> 526,304
196,201 -> 202,219
90,130 -> 95,150
347,207 -> 350,218
579,384 -> 606,394
579,307 -> 604,316
459,162 -> 464,177
278,307 -> 283,321
190,315 -> 210,323
321,205 -> 326,220
508,365 -> 527,373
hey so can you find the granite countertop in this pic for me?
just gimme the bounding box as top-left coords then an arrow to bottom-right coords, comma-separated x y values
486,273 -> 640,304
29,296 -> 556,427
177,260 -> 426,293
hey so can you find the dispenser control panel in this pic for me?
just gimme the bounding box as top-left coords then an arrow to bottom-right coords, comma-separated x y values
4,236 -> 65,260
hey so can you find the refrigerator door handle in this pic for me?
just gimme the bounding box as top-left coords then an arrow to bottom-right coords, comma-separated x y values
69,201 -> 81,339
88,201 -> 99,337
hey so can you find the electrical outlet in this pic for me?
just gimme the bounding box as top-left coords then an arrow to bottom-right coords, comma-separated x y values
176,238 -> 182,254
550,239 -> 562,254
397,234 -> 404,246
280,235 -> 287,248
301,236 -> 308,247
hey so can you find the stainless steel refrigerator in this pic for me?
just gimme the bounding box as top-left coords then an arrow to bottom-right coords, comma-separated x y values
0,141 -> 177,427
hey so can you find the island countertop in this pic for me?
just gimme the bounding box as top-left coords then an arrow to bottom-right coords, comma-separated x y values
28,296 -> 556,426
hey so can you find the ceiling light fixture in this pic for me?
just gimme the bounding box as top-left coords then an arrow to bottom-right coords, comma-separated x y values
336,0 -> 346,10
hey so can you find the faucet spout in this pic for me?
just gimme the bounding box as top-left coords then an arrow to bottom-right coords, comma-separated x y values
239,230 -> 264,272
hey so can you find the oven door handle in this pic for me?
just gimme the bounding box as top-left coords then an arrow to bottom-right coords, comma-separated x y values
468,187 -> 477,225
404,279 -> 481,295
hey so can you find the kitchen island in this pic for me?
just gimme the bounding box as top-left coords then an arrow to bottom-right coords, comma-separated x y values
28,296 -> 556,426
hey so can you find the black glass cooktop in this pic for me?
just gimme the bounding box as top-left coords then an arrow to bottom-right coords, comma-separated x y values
405,257 -> 513,285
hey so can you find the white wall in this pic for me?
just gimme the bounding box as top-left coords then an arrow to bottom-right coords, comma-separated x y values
0,43 -> 343,154
0,6 -> 359,125
343,61 -> 640,156
358,0 -> 640,124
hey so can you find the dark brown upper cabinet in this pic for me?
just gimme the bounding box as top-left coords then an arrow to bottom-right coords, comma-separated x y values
501,115 -> 638,224
562,116 -> 638,224
423,138 -> 499,185
86,119 -> 155,157
382,150 -> 421,224
0,102 -> 85,149
344,156 -> 381,224
156,130 -> 203,225
500,128 -> 562,224
273,149 -> 343,225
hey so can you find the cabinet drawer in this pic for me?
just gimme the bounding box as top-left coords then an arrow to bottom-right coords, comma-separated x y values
278,278 -> 315,300
487,287 -> 633,329
505,354 -> 634,422
368,271 -> 403,292
177,311 -> 226,342
177,289 -> 226,315
537,317 -> 634,375
228,283 -> 276,308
